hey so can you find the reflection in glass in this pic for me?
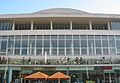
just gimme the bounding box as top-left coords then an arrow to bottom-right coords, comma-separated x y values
96,48 -> 102,55
1,40 -> 7,52
51,40 -> 57,47
103,48 -> 109,55
81,48 -> 87,55
36,40 -> 42,47
36,49 -> 42,55
73,40 -> 79,47
21,49 -> 27,55
66,40 -> 72,47
14,49 -> 20,55
66,49 -> 71,55
44,40 -> 50,47
59,49 -> 65,55
52,49 -> 57,55
74,49 -> 80,55
81,40 -> 87,47
59,40 -> 65,47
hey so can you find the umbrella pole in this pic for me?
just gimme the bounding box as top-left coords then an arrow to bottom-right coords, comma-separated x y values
58,79 -> 60,83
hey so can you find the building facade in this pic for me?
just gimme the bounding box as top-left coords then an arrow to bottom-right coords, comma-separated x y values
0,8 -> 120,83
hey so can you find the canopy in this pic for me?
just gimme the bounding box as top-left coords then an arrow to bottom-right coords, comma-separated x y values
25,72 -> 49,80
49,72 -> 70,80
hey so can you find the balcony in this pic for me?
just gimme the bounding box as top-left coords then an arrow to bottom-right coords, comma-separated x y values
0,56 -> 120,66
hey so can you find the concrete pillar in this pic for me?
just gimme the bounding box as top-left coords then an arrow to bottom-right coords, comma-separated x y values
12,21 -> 15,30
31,21 -> 33,30
8,67 -> 12,83
50,21 -> 53,30
89,21 -> 92,30
70,21 -> 72,30
107,21 -> 111,30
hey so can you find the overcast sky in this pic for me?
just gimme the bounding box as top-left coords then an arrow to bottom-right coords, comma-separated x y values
0,0 -> 120,14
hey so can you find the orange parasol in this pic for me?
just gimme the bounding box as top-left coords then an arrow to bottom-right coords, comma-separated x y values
48,72 -> 70,83
25,72 -> 49,80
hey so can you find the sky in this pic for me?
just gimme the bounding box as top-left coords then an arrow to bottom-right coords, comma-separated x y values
0,0 -> 120,14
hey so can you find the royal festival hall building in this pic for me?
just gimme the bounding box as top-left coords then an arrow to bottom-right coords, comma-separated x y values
1,8 -> 120,83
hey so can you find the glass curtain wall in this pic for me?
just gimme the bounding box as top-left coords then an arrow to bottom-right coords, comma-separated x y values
15,23 -> 31,30
0,35 -> 119,56
33,24 -> 51,30
92,24 -> 108,30
111,22 -> 120,30
53,24 -> 70,30
0,21 -> 13,30
72,24 -> 89,30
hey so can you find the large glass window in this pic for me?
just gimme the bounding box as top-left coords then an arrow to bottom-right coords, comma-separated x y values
15,23 -> 31,30
95,40 -> 101,47
81,48 -> 87,55
22,40 -> 28,47
21,49 -> 27,55
109,36 -> 115,47
116,40 -> 120,54
0,35 -> 119,56
66,49 -> 72,55
73,40 -> 80,47
15,40 -> 21,48
52,49 -> 57,55
29,40 -> 35,48
72,24 -> 89,30
33,24 -> 50,30
96,48 -> 102,55
102,40 -> 108,47
36,49 -> 42,55
111,22 -> 120,30
92,24 -> 108,30
14,49 -> 20,55
1,40 -> 7,52
51,40 -> 57,47
44,40 -> 50,47
81,40 -> 87,47
74,48 -> 80,55
36,40 -> 42,47
103,48 -> 109,55
66,40 -> 72,47
0,21 -> 13,30
53,24 -> 70,30
59,40 -> 65,47
110,48 -> 116,55
59,48 -> 65,55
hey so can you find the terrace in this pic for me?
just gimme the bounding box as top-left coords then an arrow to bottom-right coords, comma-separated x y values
0,56 -> 120,66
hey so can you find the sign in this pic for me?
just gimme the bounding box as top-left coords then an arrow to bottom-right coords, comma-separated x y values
102,66 -> 112,70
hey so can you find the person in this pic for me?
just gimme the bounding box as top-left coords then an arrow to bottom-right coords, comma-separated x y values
74,57 -> 79,64
22,57 -> 25,64
28,57 -> 31,64
62,57 -> 67,64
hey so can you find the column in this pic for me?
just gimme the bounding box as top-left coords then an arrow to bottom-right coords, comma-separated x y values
89,21 -> 92,30
50,21 -> 53,30
12,21 -> 15,30
70,21 -> 72,30
31,21 -> 33,30
8,67 -> 12,83
66,67 -> 70,83
107,21 -> 111,30
109,73 -> 112,83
